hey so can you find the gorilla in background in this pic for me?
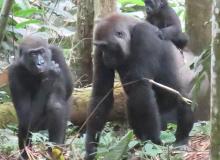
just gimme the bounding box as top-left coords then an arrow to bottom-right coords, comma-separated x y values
144,0 -> 210,125
144,0 -> 189,49
8,36 -> 73,159
85,13 -> 194,160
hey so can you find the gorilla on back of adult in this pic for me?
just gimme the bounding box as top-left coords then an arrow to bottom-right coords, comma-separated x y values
144,0 -> 189,50
85,13 -> 194,160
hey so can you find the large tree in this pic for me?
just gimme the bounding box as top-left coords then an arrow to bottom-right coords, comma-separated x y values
71,0 -> 94,87
185,0 -> 211,121
185,0 -> 212,55
94,0 -> 117,20
210,0 -> 220,159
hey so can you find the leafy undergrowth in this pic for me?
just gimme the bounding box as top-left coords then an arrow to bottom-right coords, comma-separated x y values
0,121 -> 210,160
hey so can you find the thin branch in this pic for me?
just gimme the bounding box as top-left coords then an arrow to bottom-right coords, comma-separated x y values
69,77 -> 192,144
142,78 -> 192,105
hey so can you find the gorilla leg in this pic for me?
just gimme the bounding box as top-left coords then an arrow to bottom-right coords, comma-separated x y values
126,83 -> 161,144
172,32 -> 189,49
85,48 -> 115,160
85,94 -> 114,160
175,102 -> 194,144
18,118 -> 31,159
46,94 -> 68,144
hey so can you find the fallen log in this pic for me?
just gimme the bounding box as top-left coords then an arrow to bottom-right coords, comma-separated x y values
0,50 -> 210,128
0,82 -> 128,128
0,68 -> 8,87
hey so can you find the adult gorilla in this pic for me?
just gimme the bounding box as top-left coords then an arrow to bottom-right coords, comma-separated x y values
85,13 -> 194,160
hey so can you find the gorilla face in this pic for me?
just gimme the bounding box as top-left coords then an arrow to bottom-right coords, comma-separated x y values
144,0 -> 167,15
20,47 -> 52,74
18,36 -> 52,75
93,15 -> 134,68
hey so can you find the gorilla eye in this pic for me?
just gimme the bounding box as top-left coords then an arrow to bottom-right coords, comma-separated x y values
115,31 -> 124,38
40,48 -> 45,53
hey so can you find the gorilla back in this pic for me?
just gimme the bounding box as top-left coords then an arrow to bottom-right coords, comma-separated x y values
8,36 -> 73,158
85,13 -> 194,160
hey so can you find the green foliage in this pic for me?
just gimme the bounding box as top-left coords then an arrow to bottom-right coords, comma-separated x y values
190,121 -> 210,136
0,90 -> 10,103
0,0 -> 3,8
190,47 -> 211,109
118,0 -> 186,29
1,0 -> 76,62
15,19 -> 42,28
118,0 -> 145,17
160,131 -> 176,144
14,8 -> 43,17
31,131 -> 49,144
143,142 -> 163,157
0,121 -> 211,159
102,131 -> 133,160
0,128 -> 18,155
119,0 -> 144,6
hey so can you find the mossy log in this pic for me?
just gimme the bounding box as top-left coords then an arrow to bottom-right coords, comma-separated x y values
0,83 -> 128,128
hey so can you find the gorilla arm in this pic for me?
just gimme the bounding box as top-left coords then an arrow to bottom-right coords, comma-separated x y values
85,47 -> 115,160
159,9 -> 182,40
8,66 -> 32,149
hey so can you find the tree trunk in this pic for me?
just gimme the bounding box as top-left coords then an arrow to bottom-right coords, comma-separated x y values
94,0 -> 117,21
185,0 -> 212,55
210,1 -> 220,159
0,0 -> 14,43
71,0 -> 94,87
185,0 -> 211,120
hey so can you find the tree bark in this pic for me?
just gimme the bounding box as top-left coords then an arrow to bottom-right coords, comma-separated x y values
185,0 -> 212,55
94,0 -> 117,21
0,0 -> 14,43
210,1 -> 220,159
185,0 -> 211,120
71,0 -> 94,87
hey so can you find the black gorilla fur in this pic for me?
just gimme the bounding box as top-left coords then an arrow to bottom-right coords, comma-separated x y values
145,0 -> 189,49
85,13 -> 194,160
8,36 -> 73,159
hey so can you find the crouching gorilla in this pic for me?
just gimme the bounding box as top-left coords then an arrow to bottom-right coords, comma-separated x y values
85,13 -> 194,160
8,36 -> 73,159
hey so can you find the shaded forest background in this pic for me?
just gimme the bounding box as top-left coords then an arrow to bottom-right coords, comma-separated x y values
0,0 -> 219,160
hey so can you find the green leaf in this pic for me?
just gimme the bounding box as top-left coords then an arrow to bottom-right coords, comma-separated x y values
160,131 -> 176,144
128,140 -> 139,149
119,0 -> 144,6
102,131 -> 133,160
0,0 -> 4,8
143,143 -> 163,157
14,8 -> 42,17
15,19 -> 42,28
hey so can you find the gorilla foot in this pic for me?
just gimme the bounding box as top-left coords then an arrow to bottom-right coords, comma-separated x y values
174,137 -> 189,147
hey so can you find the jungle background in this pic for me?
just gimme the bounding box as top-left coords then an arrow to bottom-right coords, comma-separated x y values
0,0 -> 219,160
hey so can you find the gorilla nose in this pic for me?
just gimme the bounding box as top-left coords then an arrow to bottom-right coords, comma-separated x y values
38,60 -> 45,65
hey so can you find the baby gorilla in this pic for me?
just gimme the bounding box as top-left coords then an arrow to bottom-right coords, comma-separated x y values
8,36 -> 73,159
85,13 -> 194,160
145,0 -> 189,49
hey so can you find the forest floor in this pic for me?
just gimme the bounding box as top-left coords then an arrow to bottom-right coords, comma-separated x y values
0,121 -> 210,160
